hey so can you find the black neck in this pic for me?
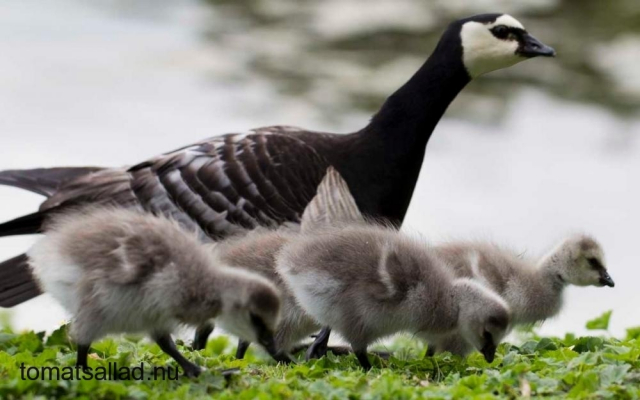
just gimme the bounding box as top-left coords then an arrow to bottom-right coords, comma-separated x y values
362,37 -> 470,154
341,32 -> 470,223
312,28 -> 471,224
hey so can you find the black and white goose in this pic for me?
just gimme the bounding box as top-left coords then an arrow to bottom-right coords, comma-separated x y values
0,13 -> 554,310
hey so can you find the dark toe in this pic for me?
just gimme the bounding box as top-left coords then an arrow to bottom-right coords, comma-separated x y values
305,343 -> 329,361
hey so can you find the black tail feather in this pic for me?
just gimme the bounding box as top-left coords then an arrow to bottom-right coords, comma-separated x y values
0,254 -> 41,307
0,212 -> 45,237
0,167 -> 102,197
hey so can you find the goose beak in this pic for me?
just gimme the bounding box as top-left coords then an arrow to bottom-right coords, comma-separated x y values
598,270 -> 615,288
518,33 -> 556,58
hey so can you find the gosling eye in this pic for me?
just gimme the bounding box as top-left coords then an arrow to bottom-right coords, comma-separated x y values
587,257 -> 604,270
491,25 -> 510,40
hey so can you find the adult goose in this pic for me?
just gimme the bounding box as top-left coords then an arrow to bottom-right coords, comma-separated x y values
0,14 -> 554,311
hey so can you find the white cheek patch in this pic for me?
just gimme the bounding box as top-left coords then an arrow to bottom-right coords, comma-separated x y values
460,15 -> 526,78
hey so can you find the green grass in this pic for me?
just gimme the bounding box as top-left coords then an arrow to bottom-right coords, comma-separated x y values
1,312 -> 639,399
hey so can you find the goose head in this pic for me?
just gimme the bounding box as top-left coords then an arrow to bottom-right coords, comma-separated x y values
455,13 -> 555,78
453,279 -> 511,363
551,234 -> 614,288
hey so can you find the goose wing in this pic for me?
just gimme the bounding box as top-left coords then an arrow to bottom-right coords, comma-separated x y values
40,128 -> 331,240
300,166 -> 363,232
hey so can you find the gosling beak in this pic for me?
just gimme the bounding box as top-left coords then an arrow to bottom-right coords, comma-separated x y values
598,270 -> 615,288
259,335 -> 293,364
480,341 -> 496,363
518,33 -> 556,58
251,313 -> 293,364
259,335 -> 277,355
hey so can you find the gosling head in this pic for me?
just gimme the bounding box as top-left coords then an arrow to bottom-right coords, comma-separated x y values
215,270 -> 284,358
453,13 -> 555,78
551,234 -> 614,288
454,279 -> 511,363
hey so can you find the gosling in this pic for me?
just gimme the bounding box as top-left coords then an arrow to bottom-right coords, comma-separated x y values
427,234 -> 614,356
192,166 -> 363,357
277,224 -> 512,370
214,229 -> 321,359
28,207 -> 286,377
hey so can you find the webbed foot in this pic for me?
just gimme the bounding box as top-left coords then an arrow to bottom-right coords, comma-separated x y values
305,327 -> 331,360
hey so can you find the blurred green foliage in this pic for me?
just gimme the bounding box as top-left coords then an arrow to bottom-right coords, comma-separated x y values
1,311 -> 640,399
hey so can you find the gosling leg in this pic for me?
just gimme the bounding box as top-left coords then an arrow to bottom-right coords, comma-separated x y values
153,333 -> 202,378
76,343 -> 91,370
235,339 -> 250,359
353,347 -> 372,371
192,322 -> 214,351
425,346 -> 436,357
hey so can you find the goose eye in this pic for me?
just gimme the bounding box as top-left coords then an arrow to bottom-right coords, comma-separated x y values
491,25 -> 509,40
587,257 -> 603,270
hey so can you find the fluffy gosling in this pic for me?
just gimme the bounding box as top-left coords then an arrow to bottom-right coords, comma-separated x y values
28,208 -> 285,377
428,234 -> 613,356
215,230 -> 321,359
277,224 -> 511,370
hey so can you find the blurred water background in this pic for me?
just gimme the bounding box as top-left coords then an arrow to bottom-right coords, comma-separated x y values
0,0 -> 639,339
